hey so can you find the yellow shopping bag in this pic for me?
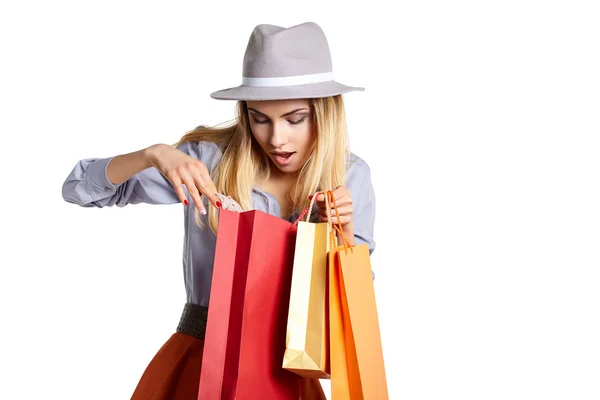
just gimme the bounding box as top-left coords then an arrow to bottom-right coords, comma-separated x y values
283,191 -> 333,378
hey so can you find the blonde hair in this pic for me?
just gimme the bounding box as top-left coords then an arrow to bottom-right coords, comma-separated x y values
173,95 -> 350,234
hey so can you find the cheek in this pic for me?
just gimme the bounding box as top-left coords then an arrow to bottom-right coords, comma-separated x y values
296,124 -> 315,151
250,124 -> 269,147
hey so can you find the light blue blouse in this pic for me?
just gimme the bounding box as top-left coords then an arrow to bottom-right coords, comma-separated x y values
61,141 -> 376,307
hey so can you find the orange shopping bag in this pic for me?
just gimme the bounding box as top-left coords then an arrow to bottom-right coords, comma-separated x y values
327,190 -> 389,400
329,245 -> 351,399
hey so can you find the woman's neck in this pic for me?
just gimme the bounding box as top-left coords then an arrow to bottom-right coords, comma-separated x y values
256,169 -> 299,218
267,164 -> 298,185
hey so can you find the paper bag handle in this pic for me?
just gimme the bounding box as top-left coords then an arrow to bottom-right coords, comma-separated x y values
325,190 -> 353,252
290,190 -> 353,252
291,190 -> 324,227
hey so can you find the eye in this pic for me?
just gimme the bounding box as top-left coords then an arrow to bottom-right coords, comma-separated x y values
252,116 -> 270,124
289,116 -> 307,125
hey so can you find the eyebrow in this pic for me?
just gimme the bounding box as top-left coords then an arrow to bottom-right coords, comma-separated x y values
247,107 -> 309,118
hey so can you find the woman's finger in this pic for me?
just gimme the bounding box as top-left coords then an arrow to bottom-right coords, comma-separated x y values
318,209 -> 351,221
330,195 -> 352,208
165,171 -> 192,207
191,162 -> 221,209
318,213 -> 352,227
318,210 -> 352,221
314,193 -> 351,208
319,204 -> 353,215
180,170 -> 207,215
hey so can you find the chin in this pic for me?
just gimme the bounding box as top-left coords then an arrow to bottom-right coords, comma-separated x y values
275,164 -> 301,174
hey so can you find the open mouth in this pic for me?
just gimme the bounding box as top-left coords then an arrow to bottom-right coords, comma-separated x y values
271,151 -> 296,166
272,151 -> 294,159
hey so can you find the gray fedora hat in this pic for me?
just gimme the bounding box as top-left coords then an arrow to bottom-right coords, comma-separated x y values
210,22 -> 364,101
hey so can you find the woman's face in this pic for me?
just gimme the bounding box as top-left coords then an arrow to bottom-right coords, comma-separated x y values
246,99 -> 315,175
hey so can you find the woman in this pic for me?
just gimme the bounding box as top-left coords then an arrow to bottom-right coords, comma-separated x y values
62,21 -> 376,399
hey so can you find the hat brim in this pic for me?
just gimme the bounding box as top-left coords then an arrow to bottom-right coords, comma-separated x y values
210,80 -> 364,101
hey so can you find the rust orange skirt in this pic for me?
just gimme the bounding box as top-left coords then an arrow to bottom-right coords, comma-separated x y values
131,332 -> 205,400
130,313 -> 326,399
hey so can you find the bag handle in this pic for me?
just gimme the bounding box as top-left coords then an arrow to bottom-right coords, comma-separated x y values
290,190 -> 353,253
326,190 -> 353,253
291,190 -> 324,227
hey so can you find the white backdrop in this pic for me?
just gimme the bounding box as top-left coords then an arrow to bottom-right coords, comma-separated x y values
1,1 -> 599,399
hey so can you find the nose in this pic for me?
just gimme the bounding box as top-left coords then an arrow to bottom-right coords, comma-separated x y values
269,121 -> 289,149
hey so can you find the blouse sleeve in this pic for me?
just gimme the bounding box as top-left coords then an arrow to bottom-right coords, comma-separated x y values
346,155 -> 377,257
61,141 -> 212,208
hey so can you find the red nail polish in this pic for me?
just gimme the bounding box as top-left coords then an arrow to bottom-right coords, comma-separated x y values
308,195 -> 313,200
183,199 -> 189,206
216,201 -> 222,208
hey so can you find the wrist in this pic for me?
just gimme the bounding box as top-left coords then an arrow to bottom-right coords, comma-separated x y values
342,222 -> 355,245
144,144 -> 164,167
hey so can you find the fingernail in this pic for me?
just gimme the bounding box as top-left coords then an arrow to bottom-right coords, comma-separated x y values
183,199 -> 189,206
308,195 -> 313,200
201,208 -> 207,215
216,201 -> 222,208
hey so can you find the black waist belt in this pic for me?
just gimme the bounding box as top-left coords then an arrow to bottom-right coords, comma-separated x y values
176,302 -> 208,340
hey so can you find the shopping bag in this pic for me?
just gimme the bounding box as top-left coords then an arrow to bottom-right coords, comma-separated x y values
329,245 -> 351,399
337,244 -> 389,399
327,191 -> 389,400
283,192 -> 332,378
198,209 -> 302,400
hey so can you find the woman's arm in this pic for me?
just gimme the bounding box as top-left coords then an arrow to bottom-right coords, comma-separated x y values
61,142 -> 203,208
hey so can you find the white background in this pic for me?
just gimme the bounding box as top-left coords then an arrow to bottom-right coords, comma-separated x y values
1,1 -> 599,399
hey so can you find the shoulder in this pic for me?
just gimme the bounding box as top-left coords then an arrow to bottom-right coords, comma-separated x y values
344,152 -> 375,211
345,152 -> 373,187
175,141 -> 224,172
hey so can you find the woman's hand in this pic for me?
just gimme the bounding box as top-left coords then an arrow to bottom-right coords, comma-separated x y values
312,186 -> 355,245
145,144 -> 220,215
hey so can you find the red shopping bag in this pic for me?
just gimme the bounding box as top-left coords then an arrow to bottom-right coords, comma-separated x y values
198,209 -> 302,400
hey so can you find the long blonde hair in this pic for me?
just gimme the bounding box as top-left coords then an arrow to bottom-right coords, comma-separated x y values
173,95 -> 350,234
